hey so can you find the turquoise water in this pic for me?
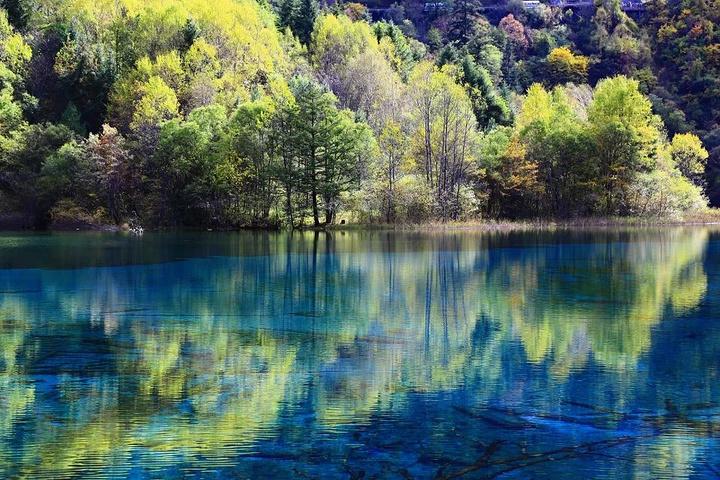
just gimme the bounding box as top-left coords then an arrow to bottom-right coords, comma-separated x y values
0,228 -> 719,479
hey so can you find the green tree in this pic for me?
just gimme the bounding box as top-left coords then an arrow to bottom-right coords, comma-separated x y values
448,0 -> 482,43
150,106 -> 227,225
373,21 -> 422,79
1,123 -> 76,227
287,77 -> 373,226
669,133 -> 708,187
226,98 -> 281,225
458,55 -> 511,128
590,0 -> 649,78
517,84 -> 594,216
278,0 -> 298,32
375,120 -> 409,222
130,76 -> 180,130
587,76 -> 661,214
1,0 -> 32,30
311,14 -> 376,85
0,9 -> 31,89
294,0 -> 318,46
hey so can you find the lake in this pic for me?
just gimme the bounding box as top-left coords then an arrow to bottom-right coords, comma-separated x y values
0,228 -> 719,479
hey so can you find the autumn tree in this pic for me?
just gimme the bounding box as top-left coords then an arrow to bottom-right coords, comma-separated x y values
545,47 -> 589,86
669,133 -> 709,187
87,125 -> 136,223
408,62 -> 480,220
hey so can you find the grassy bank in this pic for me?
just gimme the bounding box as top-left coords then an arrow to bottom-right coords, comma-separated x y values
4,210 -> 720,233
329,211 -> 720,232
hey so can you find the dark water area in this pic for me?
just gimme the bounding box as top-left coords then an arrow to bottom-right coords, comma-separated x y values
0,228 -> 719,478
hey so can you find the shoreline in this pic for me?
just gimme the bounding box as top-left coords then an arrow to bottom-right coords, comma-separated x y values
329,216 -> 720,232
3,213 -> 720,233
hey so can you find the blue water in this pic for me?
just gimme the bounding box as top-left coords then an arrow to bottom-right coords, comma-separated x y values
0,228 -> 719,479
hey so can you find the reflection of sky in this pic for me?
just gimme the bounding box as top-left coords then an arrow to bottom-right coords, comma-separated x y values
0,229 -> 719,478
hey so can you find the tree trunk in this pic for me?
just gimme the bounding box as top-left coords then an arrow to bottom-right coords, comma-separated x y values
312,189 -> 320,226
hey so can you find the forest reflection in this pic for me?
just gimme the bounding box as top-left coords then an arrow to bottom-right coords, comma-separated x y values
0,228 -> 715,477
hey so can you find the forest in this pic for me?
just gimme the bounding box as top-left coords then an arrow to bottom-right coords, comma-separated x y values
0,0 -> 717,228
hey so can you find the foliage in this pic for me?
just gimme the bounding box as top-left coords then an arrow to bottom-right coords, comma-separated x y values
545,47 -> 589,86
285,77 -> 374,226
0,0 -> 716,228
669,132 -> 709,186
408,62 -> 480,220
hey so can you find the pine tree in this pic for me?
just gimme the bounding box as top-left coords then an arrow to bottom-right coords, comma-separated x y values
288,77 -> 370,225
278,0 -> 298,30
181,18 -> 200,53
448,0 -> 482,43
293,0 -> 318,46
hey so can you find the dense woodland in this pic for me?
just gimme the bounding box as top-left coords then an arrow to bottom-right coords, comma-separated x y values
0,0 -> 717,228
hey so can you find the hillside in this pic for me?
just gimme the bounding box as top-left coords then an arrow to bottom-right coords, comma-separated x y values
0,0 -> 717,228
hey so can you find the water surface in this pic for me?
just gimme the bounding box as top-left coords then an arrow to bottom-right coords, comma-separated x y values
1,228 -> 719,478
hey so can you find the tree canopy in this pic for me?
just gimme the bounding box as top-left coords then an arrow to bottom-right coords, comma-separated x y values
0,0 -> 715,228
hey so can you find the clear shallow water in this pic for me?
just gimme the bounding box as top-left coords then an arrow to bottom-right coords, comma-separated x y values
0,228 -> 719,479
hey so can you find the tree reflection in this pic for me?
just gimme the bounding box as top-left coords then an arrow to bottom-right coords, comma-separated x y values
0,228 -> 715,477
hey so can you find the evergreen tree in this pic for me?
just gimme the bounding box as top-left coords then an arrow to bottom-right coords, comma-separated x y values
459,55 -> 511,128
180,18 -> 200,54
1,0 -> 31,30
293,0 -> 318,46
287,77 -> 372,225
278,0 -> 298,31
448,0 -> 482,43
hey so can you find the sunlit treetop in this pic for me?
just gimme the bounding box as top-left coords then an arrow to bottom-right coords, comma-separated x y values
57,0 -> 290,78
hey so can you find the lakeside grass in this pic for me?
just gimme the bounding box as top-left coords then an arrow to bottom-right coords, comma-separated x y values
330,210 -> 720,232
5,209 -> 720,232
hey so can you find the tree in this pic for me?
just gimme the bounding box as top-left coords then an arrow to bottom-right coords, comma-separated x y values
426,28 -> 444,53
475,43 -> 503,83
130,76 -> 180,130
499,14 -> 528,51
669,133 -> 708,187
0,9 -> 31,73
479,126 -> 542,218
408,62 -> 480,220
278,0 -> 298,32
458,55 -> 511,128
344,3 -> 370,22
0,15 -> 30,163
150,105 -> 227,225
287,77 -> 374,226
517,84 -> 594,216
375,120 -> 409,222
335,49 -> 404,131
587,76 -> 661,214
37,140 -> 103,226
1,123 -> 76,227
311,14 -> 376,87
294,0 -> 318,46
226,98 -> 281,225
87,125 -> 135,224
545,47 -> 589,86
1,0 -> 32,30
448,0 -> 482,43
373,21 -> 422,80
590,0 -> 649,78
